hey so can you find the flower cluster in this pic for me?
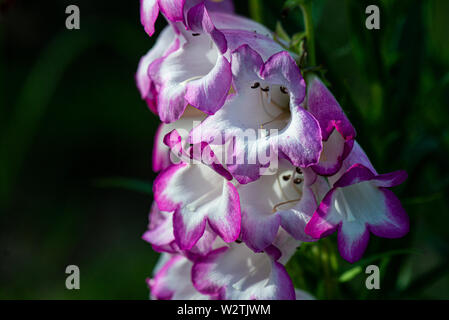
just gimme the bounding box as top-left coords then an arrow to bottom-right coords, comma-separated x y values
136,0 -> 409,300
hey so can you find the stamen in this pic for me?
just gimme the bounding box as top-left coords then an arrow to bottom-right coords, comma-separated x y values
280,86 -> 288,94
261,86 -> 270,92
260,112 -> 289,128
293,177 -> 303,184
296,167 -> 302,174
282,174 -> 291,181
272,198 -> 302,212
259,88 -> 279,119
192,33 -> 200,36
180,75 -> 203,86
251,82 -> 260,89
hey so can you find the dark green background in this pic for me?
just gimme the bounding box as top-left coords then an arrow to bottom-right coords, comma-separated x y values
1,0 -> 448,299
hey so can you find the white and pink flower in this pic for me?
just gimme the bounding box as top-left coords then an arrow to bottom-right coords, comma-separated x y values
152,131 -> 241,251
136,0 -> 410,300
190,45 -> 322,184
305,143 -> 409,263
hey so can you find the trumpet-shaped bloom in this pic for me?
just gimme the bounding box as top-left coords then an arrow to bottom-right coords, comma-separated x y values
192,242 -> 296,300
149,3 -> 286,123
153,132 -> 241,250
149,233 -> 312,300
136,26 -> 179,113
305,143 -> 409,263
143,202 -> 220,259
139,0 -> 410,300
143,202 -> 178,254
237,160 -> 324,252
149,26 -> 231,123
190,45 -> 322,184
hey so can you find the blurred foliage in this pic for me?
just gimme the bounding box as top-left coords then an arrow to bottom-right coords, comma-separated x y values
1,0 -> 448,299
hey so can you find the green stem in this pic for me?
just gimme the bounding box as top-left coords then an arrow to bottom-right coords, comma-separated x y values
249,0 -> 264,24
299,0 -> 316,66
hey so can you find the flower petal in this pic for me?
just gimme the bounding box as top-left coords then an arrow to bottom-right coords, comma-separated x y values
311,129 -> 350,176
305,188 -> 342,239
186,3 -> 227,53
261,51 -> 306,104
136,25 -> 178,113
306,76 -> 356,175
152,113 -> 206,172
140,0 -> 160,37
338,222 -> 370,263
241,209 -> 281,252
204,0 -> 235,14
192,244 -> 295,300
153,162 -> 241,250
149,254 -> 215,300
274,107 -> 322,168
278,185 -> 318,241
173,205 -> 208,250
142,204 -> 177,253
184,55 -> 232,115
150,32 -> 231,123
306,161 -> 409,262
306,76 -> 356,142
367,188 -> 410,238
190,45 -> 322,183
158,0 -> 186,23
206,182 -> 241,243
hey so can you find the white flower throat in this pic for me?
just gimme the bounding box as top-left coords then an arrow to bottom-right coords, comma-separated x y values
250,82 -> 291,131
272,167 -> 304,212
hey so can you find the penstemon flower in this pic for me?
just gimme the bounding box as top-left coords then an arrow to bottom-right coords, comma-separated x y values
305,142 -> 409,263
153,130 -> 241,250
146,2 -> 285,123
191,240 -> 297,300
237,160 -> 324,252
136,0 -> 410,300
189,44 -> 322,184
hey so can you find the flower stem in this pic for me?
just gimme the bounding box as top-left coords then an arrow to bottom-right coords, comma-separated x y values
299,0 -> 316,67
249,0 -> 264,24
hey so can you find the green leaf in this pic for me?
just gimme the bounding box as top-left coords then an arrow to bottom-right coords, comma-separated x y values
339,266 -> 363,282
353,249 -> 418,267
93,177 -> 153,195
338,249 -> 418,284
249,0 -> 264,24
